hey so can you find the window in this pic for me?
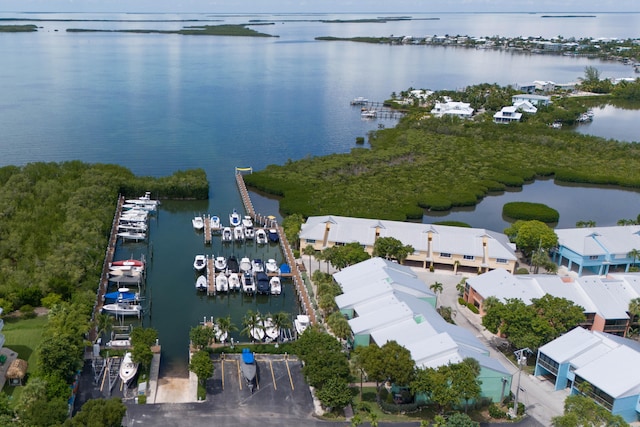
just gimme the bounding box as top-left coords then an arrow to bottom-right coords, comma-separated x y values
306,239 -> 316,244
440,252 -> 451,258
537,352 -> 559,375
463,255 -> 474,261
496,258 -> 507,264
589,255 -> 599,260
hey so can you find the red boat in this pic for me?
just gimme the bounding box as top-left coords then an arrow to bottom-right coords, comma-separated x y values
111,259 -> 144,268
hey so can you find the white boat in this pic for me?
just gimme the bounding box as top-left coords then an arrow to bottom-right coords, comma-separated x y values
102,302 -> 142,317
117,222 -> 147,232
233,226 -> 245,241
229,209 -> 241,227
270,276 -> 282,295
119,352 -> 139,384
244,226 -> 255,240
294,314 -> 310,336
263,318 -> 279,341
192,216 -> 205,230
242,272 -> 255,294
361,109 -> 377,119
242,215 -> 253,228
250,325 -> 265,342
255,228 -> 268,244
106,338 -> 131,348
221,227 -> 233,242
214,256 -> 227,272
109,264 -> 144,274
210,215 -> 222,231
265,259 -> 279,274
350,96 -> 368,105
125,192 -> 159,207
215,273 -> 229,293
240,348 -> 257,387
228,273 -> 241,291
195,275 -> 208,291
213,323 -> 228,343
123,202 -> 156,213
117,231 -> 146,242
239,257 -> 252,273
108,269 -> 143,284
193,254 -> 207,271
251,259 -> 264,274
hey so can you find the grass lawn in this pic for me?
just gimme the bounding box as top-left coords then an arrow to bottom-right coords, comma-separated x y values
2,315 -> 48,400
352,386 -> 436,423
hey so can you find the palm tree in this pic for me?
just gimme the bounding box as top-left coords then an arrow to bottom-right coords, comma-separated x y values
430,281 -> 443,307
270,311 -> 292,343
241,310 -> 264,342
628,298 -> 640,327
456,277 -> 467,297
628,248 -> 640,269
303,244 -> 316,273
94,312 -> 114,343
215,315 -> 237,345
482,295 -> 501,314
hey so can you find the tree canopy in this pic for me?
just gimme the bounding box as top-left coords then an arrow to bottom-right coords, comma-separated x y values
503,220 -> 559,258
552,394 -> 628,427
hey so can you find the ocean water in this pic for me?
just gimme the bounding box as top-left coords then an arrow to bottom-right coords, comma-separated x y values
1,12 -> 639,374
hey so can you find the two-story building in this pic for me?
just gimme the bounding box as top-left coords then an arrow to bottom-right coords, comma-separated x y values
299,215 -> 518,274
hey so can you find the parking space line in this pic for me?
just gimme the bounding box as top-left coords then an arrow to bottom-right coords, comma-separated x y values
100,365 -> 107,392
285,359 -> 294,390
236,360 -> 242,390
221,359 -> 225,390
269,360 -> 277,390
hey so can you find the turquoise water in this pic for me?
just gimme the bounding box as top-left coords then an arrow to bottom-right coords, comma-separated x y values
1,12 -> 639,374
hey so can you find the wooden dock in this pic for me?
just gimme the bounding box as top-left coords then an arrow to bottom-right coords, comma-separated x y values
207,257 -> 216,296
235,170 -> 317,326
204,214 -> 212,245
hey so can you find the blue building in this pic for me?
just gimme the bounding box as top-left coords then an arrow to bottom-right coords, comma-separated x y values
552,226 -> 640,276
535,327 -> 640,423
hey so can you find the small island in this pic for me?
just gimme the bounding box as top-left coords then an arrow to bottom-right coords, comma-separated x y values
66,24 -> 278,37
0,24 -> 37,32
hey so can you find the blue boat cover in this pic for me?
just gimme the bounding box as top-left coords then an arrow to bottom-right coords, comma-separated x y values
279,263 -> 291,274
242,348 -> 254,364
104,291 -> 137,302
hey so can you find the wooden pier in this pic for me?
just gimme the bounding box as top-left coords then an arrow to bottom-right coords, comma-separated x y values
207,257 -> 216,296
354,100 -> 407,120
235,170 -> 317,326
204,214 -> 212,245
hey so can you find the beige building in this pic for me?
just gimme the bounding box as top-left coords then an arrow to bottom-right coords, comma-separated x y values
299,215 -> 517,274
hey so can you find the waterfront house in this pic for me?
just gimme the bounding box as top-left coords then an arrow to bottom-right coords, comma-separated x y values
463,268 -> 640,336
511,94 -> 551,106
299,215 -> 518,274
334,258 -> 513,403
534,327 -> 640,423
493,106 -> 523,124
430,100 -> 474,119
512,100 -> 537,113
552,225 -> 640,276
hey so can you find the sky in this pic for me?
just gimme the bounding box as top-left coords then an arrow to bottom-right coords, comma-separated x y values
1,0 -> 639,14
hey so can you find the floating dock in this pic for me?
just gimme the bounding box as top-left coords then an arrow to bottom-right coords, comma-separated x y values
207,257 -> 216,296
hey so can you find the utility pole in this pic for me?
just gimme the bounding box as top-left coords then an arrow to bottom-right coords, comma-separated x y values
511,348 -> 531,418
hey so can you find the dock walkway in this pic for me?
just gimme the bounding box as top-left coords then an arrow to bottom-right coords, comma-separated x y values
235,171 -> 317,326
207,257 -> 216,296
204,214 -> 212,245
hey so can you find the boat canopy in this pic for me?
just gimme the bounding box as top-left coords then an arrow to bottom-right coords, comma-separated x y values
242,348 -> 254,364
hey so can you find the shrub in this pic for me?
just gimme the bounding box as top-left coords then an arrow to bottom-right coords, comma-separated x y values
429,265 -> 435,272
515,267 -> 530,274
489,403 -> 507,419
467,303 -> 479,314
19,304 -> 36,319
355,137 -> 365,144
138,395 -> 147,404
458,297 -> 466,305
507,401 -> 525,416
502,201 -> 559,223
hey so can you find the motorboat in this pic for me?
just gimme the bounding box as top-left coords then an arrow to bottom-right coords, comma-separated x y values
361,109 -> 377,119
265,259 -> 279,274
193,254 -> 207,271
227,256 -> 239,273
123,202 -> 156,213
195,275 -> 208,291
263,318 -> 279,342
221,227 -> 233,242
244,226 -> 255,240
270,276 -> 282,295
267,229 -> 279,243
210,215 -> 222,232
117,222 -> 147,233
117,231 -> 146,242
125,192 -> 159,207
102,302 -> 142,317
239,257 -> 252,273
192,216 -> 205,230
215,273 -> 229,293
229,209 -> 241,227
240,348 -> 257,387
110,258 -> 145,269
242,215 -> 253,228
106,338 -> 131,348
255,228 -> 268,245
294,314 -> 311,336
242,273 -> 255,294
250,325 -> 265,342
350,96 -> 368,105
104,288 -> 139,303
119,352 -> 139,384
214,256 -> 227,272
109,264 -> 144,275
213,323 -> 228,343
251,259 -> 264,274
228,273 -> 241,291
108,269 -> 143,284
233,226 -> 245,241
256,272 -> 270,295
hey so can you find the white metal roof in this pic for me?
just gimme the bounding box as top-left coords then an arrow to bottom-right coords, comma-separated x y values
556,225 -> 640,257
302,215 -> 516,261
538,327 -> 602,363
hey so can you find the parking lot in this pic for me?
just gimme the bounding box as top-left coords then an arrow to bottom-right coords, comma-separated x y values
125,353 -> 330,427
